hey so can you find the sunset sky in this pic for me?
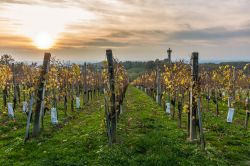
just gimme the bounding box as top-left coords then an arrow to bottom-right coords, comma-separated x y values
0,0 -> 250,62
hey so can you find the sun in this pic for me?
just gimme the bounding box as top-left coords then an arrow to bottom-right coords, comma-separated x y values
34,32 -> 54,50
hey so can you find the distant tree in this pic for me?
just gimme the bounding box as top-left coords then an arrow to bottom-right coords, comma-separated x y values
145,61 -> 156,71
0,54 -> 15,65
31,62 -> 38,67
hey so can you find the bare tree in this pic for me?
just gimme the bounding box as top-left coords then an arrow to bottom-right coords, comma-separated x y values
0,54 -> 15,65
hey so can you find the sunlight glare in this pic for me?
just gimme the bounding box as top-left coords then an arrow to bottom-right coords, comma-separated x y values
34,32 -> 53,50
1,4 -> 96,49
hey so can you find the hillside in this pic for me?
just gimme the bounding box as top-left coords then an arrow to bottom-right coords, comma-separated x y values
122,61 -> 250,81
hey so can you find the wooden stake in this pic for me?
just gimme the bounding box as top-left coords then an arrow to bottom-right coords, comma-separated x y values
245,91 -> 249,129
156,61 -> 161,105
245,111 -> 249,129
32,53 -> 51,137
83,62 -> 88,104
167,48 -> 172,64
106,49 -> 116,144
24,93 -> 34,142
12,63 -> 18,110
189,52 -> 199,142
198,97 -> 205,150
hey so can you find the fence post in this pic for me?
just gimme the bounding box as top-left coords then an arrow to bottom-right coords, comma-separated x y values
189,52 -> 199,142
32,53 -> 51,137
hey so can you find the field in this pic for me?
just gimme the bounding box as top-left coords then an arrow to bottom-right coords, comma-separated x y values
1,86 -> 249,166
1,1 -> 250,165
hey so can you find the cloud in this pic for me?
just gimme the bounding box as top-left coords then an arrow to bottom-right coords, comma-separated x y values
54,28 -> 168,49
106,31 -> 133,38
0,0 -> 32,4
0,34 -> 33,48
0,0 -> 67,4
168,27 -> 250,41
0,0 -> 250,61
54,26 -> 250,50
55,34 -> 130,48
85,38 -> 129,47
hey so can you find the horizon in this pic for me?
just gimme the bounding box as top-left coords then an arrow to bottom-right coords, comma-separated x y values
11,56 -> 250,65
0,0 -> 250,61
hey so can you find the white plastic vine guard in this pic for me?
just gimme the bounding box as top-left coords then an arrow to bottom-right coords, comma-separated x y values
51,107 -> 58,124
246,97 -> 249,104
166,102 -> 171,114
227,108 -> 234,123
22,101 -> 28,112
8,102 -> 14,118
76,97 -> 80,109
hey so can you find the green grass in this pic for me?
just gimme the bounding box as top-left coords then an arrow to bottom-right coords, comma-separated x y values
0,86 -> 249,165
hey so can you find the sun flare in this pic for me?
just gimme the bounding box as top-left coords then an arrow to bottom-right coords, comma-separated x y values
34,32 -> 54,50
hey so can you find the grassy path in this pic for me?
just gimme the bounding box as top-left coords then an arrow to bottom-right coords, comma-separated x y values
0,86 -> 249,165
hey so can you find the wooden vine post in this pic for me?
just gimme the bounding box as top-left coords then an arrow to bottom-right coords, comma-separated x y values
246,111 -> 250,129
245,86 -> 250,129
83,62 -> 88,104
12,63 -> 18,110
71,82 -> 74,112
215,90 -> 219,116
233,67 -> 236,104
198,97 -> 205,150
156,59 -> 161,105
3,86 -> 7,108
187,91 -> 190,136
63,70 -> 68,115
189,52 -> 199,142
32,53 -> 51,137
106,49 -> 116,144
162,48 -> 172,113
167,48 -> 172,64
97,67 -> 102,95
24,93 -> 34,142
